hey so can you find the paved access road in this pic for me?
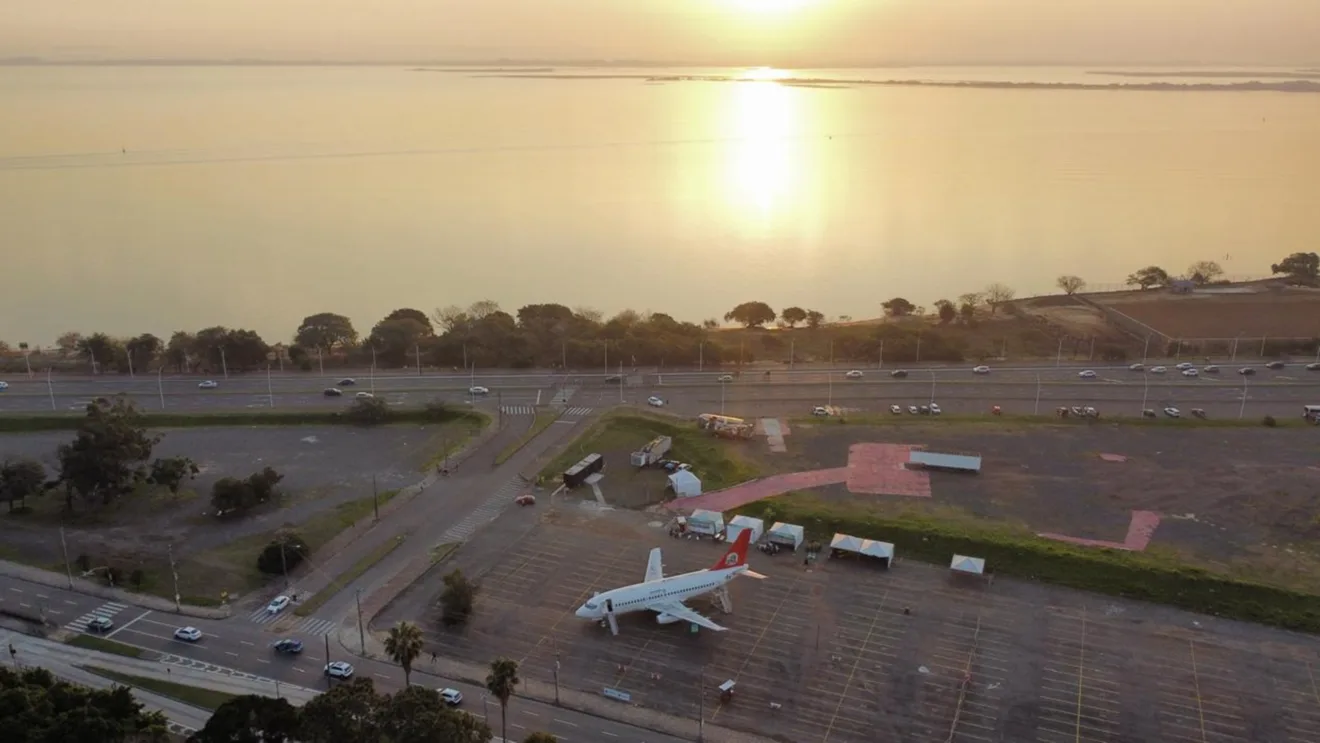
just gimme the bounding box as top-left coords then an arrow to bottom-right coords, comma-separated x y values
0,575 -> 683,743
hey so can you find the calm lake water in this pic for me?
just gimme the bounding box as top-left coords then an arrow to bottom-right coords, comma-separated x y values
1,65 -> 1317,343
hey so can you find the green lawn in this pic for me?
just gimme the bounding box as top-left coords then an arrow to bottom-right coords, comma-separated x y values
65,634 -> 144,658
294,534 -> 406,617
494,410 -> 560,465
420,421 -> 488,473
82,666 -> 238,711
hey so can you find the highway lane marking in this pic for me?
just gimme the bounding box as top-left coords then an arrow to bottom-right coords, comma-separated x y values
240,640 -> 254,646
226,652 -> 239,658
375,673 -> 390,679
8,587 -> 22,593
35,593 -> 48,599
294,668 -> 306,673
105,610 -> 152,640
19,602 -> 31,608
257,659 -> 271,664
600,732 -> 618,737
554,719 -> 578,727
63,600 -> 77,605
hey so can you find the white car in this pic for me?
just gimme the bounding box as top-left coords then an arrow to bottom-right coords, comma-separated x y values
468,386 -> 489,395
1203,365 -> 1220,373
845,370 -> 864,379
0,381 -> 9,391
324,661 -> 355,679
1306,362 -> 1320,371
889,405 -> 902,414
717,375 -> 734,383
174,626 -> 202,642
1078,370 -> 1096,379
1163,407 -> 1181,418
972,365 -> 991,374
440,688 -> 464,706
1181,369 -> 1199,378
198,380 -> 219,389
1175,362 -> 1194,371
907,405 -> 919,415
355,391 -> 374,399
86,616 -> 114,632
1149,366 -> 1167,374
1128,363 -> 1145,371
266,595 -> 290,614
647,396 -> 665,407
812,406 -> 830,417
929,403 -> 942,415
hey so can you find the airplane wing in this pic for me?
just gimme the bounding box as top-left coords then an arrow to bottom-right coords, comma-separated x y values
647,600 -> 728,632
644,548 -> 663,583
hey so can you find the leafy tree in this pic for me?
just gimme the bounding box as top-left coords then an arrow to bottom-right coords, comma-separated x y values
1056,275 -> 1086,295
804,310 -> 825,329
881,298 -> 915,317
345,396 -> 392,425
958,302 -> 976,323
0,458 -> 46,512
1186,261 -> 1223,285
779,306 -> 807,328
1126,265 -> 1170,290
1271,251 -> 1319,281
256,530 -> 308,576
1,665 -> 169,742
369,318 -> 431,366
188,694 -> 300,743
524,734 -> 559,743
125,333 -> 163,372
723,302 -> 776,329
486,657 -> 521,743
384,621 -> 425,686
56,331 -> 83,354
934,299 -> 956,324
297,678 -> 383,743
165,331 -> 195,372
77,332 -> 126,371
56,395 -> 160,510
382,308 -> 435,335
147,456 -> 199,495
294,313 -> 359,353
440,568 -> 477,626
224,329 -> 271,371
212,468 -> 284,515
192,326 -> 232,371
983,283 -> 1016,313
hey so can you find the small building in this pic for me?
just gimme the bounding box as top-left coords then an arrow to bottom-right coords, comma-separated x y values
767,522 -> 805,550
726,515 -> 765,544
1169,279 -> 1195,294
829,533 -> 894,567
667,469 -> 702,498
908,450 -> 982,474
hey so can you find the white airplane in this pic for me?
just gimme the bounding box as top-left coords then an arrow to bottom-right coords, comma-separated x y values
574,528 -> 765,635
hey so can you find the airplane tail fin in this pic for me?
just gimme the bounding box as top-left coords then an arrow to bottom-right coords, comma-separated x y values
712,528 -> 752,571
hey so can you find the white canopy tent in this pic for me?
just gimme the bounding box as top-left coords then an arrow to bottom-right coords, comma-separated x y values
726,515 -> 764,544
950,554 -> 986,575
767,522 -> 805,550
667,470 -> 702,497
830,533 -> 894,566
689,509 -> 725,533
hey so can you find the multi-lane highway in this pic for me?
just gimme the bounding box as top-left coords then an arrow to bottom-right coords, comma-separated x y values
0,575 -> 681,743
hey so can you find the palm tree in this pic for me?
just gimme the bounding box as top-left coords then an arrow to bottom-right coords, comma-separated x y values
486,657 -> 521,742
383,621 -> 425,686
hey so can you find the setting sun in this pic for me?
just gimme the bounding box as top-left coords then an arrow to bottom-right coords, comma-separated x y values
723,0 -> 817,14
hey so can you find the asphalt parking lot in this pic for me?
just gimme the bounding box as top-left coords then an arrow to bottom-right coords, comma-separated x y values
425,513 -> 1320,743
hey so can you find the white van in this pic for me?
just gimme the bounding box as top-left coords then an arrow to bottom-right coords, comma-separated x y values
1304,405 -> 1320,423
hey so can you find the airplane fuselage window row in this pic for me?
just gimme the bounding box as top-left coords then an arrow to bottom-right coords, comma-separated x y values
610,581 -> 718,609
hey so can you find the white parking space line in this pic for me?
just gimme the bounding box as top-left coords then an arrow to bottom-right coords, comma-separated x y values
105,610 -> 152,639
19,602 -> 31,608
257,659 -> 271,664
8,587 -> 22,593
294,668 -> 306,673
601,732 -> 618,737
374,673 -> 390,679
226,652 -> 239,657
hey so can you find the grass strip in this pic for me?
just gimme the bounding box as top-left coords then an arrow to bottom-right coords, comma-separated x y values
420,423 -> 485,473
429,542 -> 460,565
0,408 -> 488,433
494,409 -> 560,465
788,412 -> 1311,428
83,666 -> 238,711
294,534 -> 406,617
65,634 -> 144,658
735,494 -> 1320,633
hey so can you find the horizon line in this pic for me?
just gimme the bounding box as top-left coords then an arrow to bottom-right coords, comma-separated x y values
3,57 -> 1317,69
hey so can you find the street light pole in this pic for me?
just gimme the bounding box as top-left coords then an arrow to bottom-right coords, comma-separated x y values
167,543 -> 182,613
1055,337 -> 1064,368
1239,375 -> 1248,419
1141,373 -> 1150,414
157,366 -> 166,410
1033,374 -> 1041,415
355,589 -> 366,653
266,364 -> 274,408
878,340 -> 884,370
220,347 -> 228,378
46,367 -> 56,411
929,370 -> 936,405
59,526 -> 74,589
370,346 -> 376,394
1143,334 -> 1151,363
317,347 -> 324,376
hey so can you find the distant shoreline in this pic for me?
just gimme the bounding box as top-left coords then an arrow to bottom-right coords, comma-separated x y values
1090,69 -> 1320,80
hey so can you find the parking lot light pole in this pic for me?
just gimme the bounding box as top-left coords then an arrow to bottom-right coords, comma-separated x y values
1143,335 -> 1151,363
266,364 -> 274,408
1140,373 -> 1150,414
929,370 -> 936,405
355,589 -> 365,653
1055,338 -> 1064,367
553,654 -> 561,705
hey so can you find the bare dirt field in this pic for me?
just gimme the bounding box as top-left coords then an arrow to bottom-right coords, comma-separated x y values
423,506 -> 1320,743
0,424 -> 471,601
789,422 -> 1320,591
1095,289 -> 1320,339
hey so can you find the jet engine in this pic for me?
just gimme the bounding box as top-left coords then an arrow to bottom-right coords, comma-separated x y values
656,612 -> 683,625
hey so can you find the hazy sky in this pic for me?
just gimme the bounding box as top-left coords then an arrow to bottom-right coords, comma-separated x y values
3,0 -> 1317,65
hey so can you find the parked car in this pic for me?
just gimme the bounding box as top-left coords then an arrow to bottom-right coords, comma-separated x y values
1265,361 -> 1286,370
918,405 -> 930,415
1078,370 -> 1096,379
647,396 -> 665,407
197,380 -> 219,389
266,595 -> 291,614
1142,409 -> 1157,418
1181,368 -> 1199,377
907,405 -> 919,415
325,661 -> 355,679
972,365 -> 991,374
323,387 -> 343,397
1307,362 -> 1320,371
889,405 -> 902,414
273,639 -> 304,654
174,626 -> 202,642
1149,366 -> 1167,374
86,616 -> 114,633
338,378 -> 357,386
1163,407 -> 1181,418
440,688 -> 464,706
845,370 -> 864,379
1128,363 -> 1145,371
890,369 -> 909,378
928,403 -> 942,415
468,386 -> 489,395
811,406 -> 830,417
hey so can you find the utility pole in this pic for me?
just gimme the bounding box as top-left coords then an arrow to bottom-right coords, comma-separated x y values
46,367 -> 56,411
498,391 -> 503,427
619,361 -> 624,403
157,366 -> 166,410
317,347 -> 324,376
915,333 -> 922,364
698,341 -> 703,372
127,349 -> 135,378
1055,337 -> 1064,367
370,346 -> 376,394
167,543 -> 182,613
415,343 -> 421,376
878,340 -> 884,370
372,474 -> 380,522
561,339 -> 567,370
789,338 -> 794,371
280,539 -> 290,589
324,634 -> 331,667
220,347 -> 228,378
554,653 -> 561,705
1034,374 -> 1041,415
355,588 -> 366,653
59,526 -> 73,589
1239,375 -> 1248,419
266,364 -> 274,408
1143,335 -> 1151,363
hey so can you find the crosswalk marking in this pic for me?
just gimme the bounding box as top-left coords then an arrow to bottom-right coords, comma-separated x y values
440,477 -> 527,542
562,407 -> 593,416
551,386 -> 577,405
246,606 -> 285,625
64,601 -> 128,632
297,617 -> 338,636
500,405 -> 534,415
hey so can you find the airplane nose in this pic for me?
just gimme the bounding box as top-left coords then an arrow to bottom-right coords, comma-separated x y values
574,606 -> 588,618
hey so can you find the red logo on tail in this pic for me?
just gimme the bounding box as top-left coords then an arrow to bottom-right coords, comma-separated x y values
711,528 -> 752,571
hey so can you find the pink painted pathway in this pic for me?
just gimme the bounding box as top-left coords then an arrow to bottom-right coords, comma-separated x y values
1037,511 -> 1162,552
668,467 -> 849,513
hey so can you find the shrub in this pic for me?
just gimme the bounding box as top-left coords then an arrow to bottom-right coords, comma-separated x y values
346,397 -> 392,425
74,554 -> 92,572
129,568 -> 145,588
440,568 -> 477,627
1263,415 -> 1277,427
257,531 -> 309,576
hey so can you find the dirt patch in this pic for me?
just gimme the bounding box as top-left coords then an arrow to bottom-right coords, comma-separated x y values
1097,289 -> 1320,339
790,422 -> 1320,591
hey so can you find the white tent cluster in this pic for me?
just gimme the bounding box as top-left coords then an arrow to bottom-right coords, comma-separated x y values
829,533 -> 894,567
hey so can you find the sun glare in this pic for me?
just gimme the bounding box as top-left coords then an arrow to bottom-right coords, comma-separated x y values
722,79 -> 803,229
724,0 -> 816,14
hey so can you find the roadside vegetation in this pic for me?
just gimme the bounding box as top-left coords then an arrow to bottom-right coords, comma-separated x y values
0,401 -> 488,433
65,634 -> 144,658
789,412 -> 1313,428
293,535 -> 405,617
735,492 -> 1320,633
83,666 -> 239,711
494,409 -> 560,465
1,665 -> 169,738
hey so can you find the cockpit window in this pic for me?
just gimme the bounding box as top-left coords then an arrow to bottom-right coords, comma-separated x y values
584,602 -> 598,610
